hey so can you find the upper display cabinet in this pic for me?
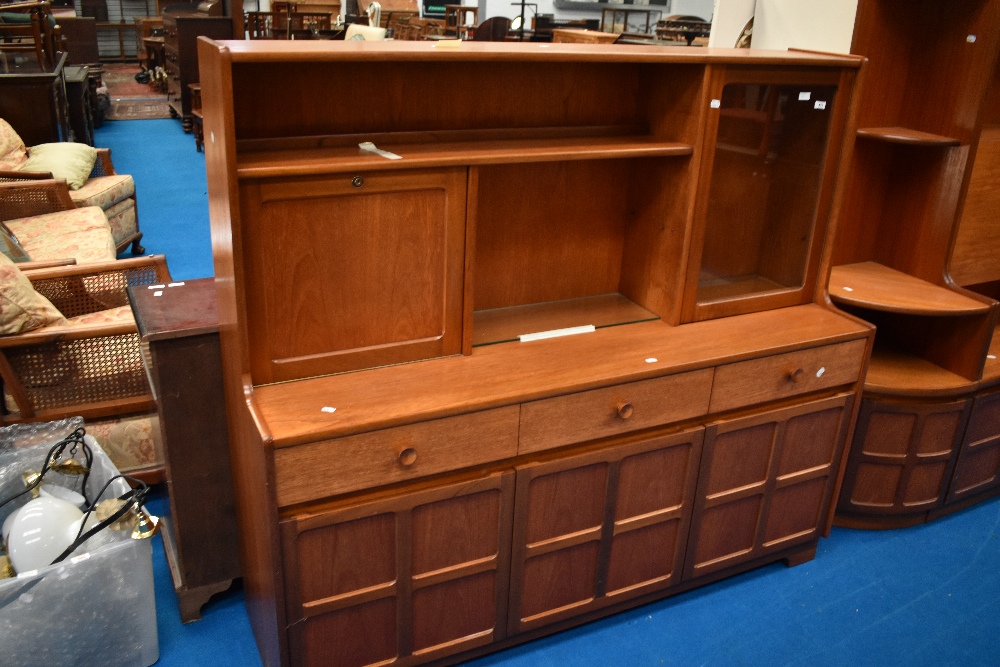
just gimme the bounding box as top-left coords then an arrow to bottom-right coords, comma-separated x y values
684,69 -> 848,322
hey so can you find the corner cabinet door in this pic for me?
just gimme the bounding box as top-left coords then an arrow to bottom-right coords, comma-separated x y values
838,397 -> 969,516
508,428 -> 704,634
685,394 -> 853,580
948,389 -> 1000,503
281,471 -> 514,667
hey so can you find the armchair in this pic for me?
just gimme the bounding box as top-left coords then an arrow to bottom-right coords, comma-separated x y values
0,179 -> 118,264
0,254 -> 170,477
0,119 -> 144,255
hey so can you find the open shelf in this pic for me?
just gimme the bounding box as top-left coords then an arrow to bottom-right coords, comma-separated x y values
696,273 -> 797,304
856,127 -> 961,147
983,325 -> 1000,386
864,347 -> 975,396
472,293 -> 658,346
236,135 -> 694,178
829,262 -> 992,315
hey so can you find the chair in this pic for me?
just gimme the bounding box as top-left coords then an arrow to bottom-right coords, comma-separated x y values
472,16 -> 510,41
442,4 -> 477,38
0,179 -> 118,264
0,120 -> 144,255
0,254 -> 172,478
0,1 -> 62,70
344,22 -> 386,40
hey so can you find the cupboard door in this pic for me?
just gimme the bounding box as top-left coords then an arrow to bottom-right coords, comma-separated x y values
281,471 -> 514,667
508,428 -> 704,634
683,69 -> 849,322
948,389 -> 1000,502
686,394 -> 853,580
240,167 -> 468,383
837,397 -> 969,516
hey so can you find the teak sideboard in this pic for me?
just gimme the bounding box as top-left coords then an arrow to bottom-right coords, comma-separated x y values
198,41 -> 872,667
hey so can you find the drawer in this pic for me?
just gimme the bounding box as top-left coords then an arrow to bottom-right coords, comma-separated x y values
273,405 -> 519,506
519,368 -> 714,454
709,338 -> 867,413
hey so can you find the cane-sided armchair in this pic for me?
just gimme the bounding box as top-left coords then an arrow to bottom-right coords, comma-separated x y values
0,119 -> 144,256
0,253 -> 170,477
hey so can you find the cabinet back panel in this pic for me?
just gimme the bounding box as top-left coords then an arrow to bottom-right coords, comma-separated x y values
951,129 -> 1000,285
232,61 -> 641,140
474,161 -> 630,310
836,143 -> 969,282
853,0 -> 1000,141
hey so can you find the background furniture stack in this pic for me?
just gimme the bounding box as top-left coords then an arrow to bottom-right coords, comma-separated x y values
163,3 -> 231,131
831,0 -> 1000,528
199,40 -> 871,667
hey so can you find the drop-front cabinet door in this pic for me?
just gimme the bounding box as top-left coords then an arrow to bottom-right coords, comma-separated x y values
508,428 -> 704,634
685,394 -> 853,580
239,167 -> 468,384
280,471 -> 514,667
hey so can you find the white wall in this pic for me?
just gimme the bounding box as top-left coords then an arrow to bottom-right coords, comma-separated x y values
750,0 -> 857,53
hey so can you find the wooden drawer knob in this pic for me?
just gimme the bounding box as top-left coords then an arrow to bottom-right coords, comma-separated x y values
616,402 -> 634,420
787,368 -> 805,383
398,447 -> 418,467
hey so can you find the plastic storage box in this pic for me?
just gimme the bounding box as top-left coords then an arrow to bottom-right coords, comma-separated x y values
0,418 -> 159,667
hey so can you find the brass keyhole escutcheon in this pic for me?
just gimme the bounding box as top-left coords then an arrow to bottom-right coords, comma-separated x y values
398,447 -> 418,467
616,403 -> 634,420
352,176 -> 364,188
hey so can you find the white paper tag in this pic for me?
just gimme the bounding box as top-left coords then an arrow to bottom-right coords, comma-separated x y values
814,100 -> 827,110
359,142 -> 402,160
710,99 -> 721,109
147,284 -> 165,290
519,325 -> 596,342
70,553 -> 92,564
799,91 -> 811,101
321,406 -> 337,413
168,282 -> 186,287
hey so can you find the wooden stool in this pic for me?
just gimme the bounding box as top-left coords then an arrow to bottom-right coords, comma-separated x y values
443,4 -> 477,38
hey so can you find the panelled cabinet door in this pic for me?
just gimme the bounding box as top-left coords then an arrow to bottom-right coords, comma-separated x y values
281,471 -> 514,667
948,389 -> 1000,502
239,167 -> 468,384
837,397 -> 970,516
685,394 -> 853,580
508,427 -> 704,634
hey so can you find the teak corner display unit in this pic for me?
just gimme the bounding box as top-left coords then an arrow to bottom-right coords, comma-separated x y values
830,0 -> 1000,530
198,40 -> 870,667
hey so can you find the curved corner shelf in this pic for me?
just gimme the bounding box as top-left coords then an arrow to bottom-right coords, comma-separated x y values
856,126 -> 961,147
829,262 -> 992,315
864,348 -> 976,398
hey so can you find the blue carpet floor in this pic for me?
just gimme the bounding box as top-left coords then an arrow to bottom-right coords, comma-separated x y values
95,119 -> 1000,667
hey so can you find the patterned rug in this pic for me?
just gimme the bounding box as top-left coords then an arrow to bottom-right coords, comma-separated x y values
102,63 -> 172,121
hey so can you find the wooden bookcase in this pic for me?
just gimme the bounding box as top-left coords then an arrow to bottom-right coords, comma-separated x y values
831,0 -> 1000,528
198,41 -> 870,667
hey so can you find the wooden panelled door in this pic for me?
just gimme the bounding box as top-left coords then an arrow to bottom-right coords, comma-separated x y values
508,428 -> 704,633
948,389 -> 1000,503
838,397 -> 970,516
686,394 -> 853,580
281,472 -> 514,667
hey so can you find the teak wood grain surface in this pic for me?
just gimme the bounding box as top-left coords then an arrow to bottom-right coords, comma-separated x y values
198,40 -> 871,667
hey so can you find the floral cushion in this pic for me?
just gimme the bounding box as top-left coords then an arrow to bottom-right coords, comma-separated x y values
103,198 -> 138,246
0,253 -> 66,334
86,413 -> 160,473
30,305 -> 134,332
5,206 -> 117,264
69,174 -> 135,209
0,119 -> 27,171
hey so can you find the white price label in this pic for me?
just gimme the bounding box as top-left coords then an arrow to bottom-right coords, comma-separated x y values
710,99 -> 721,109
815,101 -> 827,110
799,91 -> 811,101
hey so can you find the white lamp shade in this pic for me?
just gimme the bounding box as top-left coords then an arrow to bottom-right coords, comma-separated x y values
39,483 -> 86,508
7,496 -> 84,573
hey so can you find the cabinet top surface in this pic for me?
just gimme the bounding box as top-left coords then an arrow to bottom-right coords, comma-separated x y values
127,278 -> 219,341
252,304 -> 870,447
205,39 -> 863,67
